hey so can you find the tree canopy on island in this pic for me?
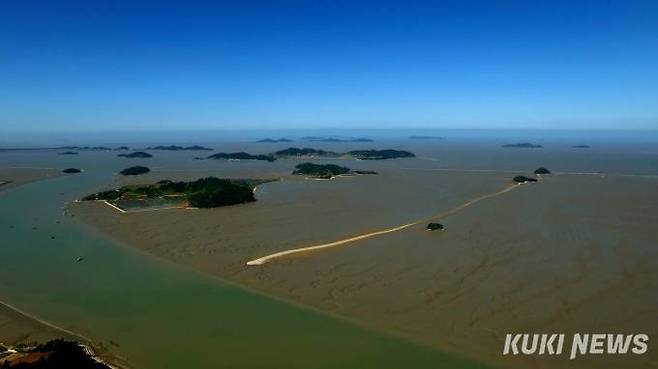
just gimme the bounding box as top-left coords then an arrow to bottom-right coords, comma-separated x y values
119,166 -> 150,175
293,163 -> 351,178
534,167 -> 551,174
117,151 -> 153,158
206,152 -> 275,162
82,177 -> 260,208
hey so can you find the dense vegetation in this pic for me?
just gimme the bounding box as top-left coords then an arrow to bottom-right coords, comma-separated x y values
257,138 -> 294,143
206,152 -> 275,162
185,178 -> 256,208
502,143 -> 543,148
534,167 -> 551,174
274,147 -> 341,158
145,145 -> 213,151
426,223 -> 445,231
348,149 -> 415,160
119,166 -> 150,175
0,339 -> 110,369
62,168 -> 81,174
117,151 -> 153,158
82,177 -> 261,208
513,176 -> 538,183
293,163 -> 351,178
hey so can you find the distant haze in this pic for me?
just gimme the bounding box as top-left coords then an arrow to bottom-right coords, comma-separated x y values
1,1 -> 657,132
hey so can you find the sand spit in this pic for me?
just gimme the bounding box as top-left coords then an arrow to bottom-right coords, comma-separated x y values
247,182 -> 520,265
0,168 -> 61,193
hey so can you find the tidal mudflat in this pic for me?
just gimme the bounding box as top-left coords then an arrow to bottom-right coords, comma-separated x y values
69,140 -> 658,369
0,148 -> 487,369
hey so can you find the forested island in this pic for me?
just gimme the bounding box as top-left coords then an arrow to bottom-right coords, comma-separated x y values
57,151 -> 78,155
348,149 -> 415,160
146,145 -> 213,151
62,168 -> 81,174
117,151 -> 153,158
293,163 -> 351,179
274,147 -> 341,158
513,175 -> 538,183
205,152 -> 275,162
257,138 -> 294,143
82,177 -> 271,209
534,167 -> 551,174
426,222 -> 445,231
120,166 -> 150,175
292,163 -> 378,179
274,147 -> 414,160
502,143 -> 543,148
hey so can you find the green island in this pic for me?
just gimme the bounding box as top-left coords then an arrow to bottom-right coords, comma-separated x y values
274,147 -> 414,160
534,167 -> 551,174
145,145 -> 213,151
292,163 -> 378,179
62,168 -> 81,174
257,138 -> 294,143
120,166 -> 150,176
117,151 -> 153,158
348,149 -> 415,160
205,152 -> 276,162
82,177 -> 273,210
513,175 -> 538,183
57,151 -> 78,155
426,222 -> 445,231
274,147 -> 341,158
0,339 -> 110,369
502,143 -> 543,148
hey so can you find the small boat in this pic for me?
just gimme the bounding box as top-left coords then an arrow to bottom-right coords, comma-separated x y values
76,257 -> 84,262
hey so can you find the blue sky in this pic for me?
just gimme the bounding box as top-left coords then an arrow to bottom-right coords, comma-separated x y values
1,0 -> 657,131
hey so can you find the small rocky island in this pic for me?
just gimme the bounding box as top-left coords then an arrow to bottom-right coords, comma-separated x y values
534,167 -> 551,174
82,177 -> 270,209
62,168 -> 81,173
205,152 -> 276,162
426,222 -> 445,231
117,151 -> 153,158
573,144 -> 591,148
57,151 -> 79,155
502,143 -> 543,148
120,166 -> 150,175
146,145 -> 213,151
513,175 -> 538,183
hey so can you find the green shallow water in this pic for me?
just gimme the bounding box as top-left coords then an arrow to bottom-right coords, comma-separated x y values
0,171 -> 485,369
